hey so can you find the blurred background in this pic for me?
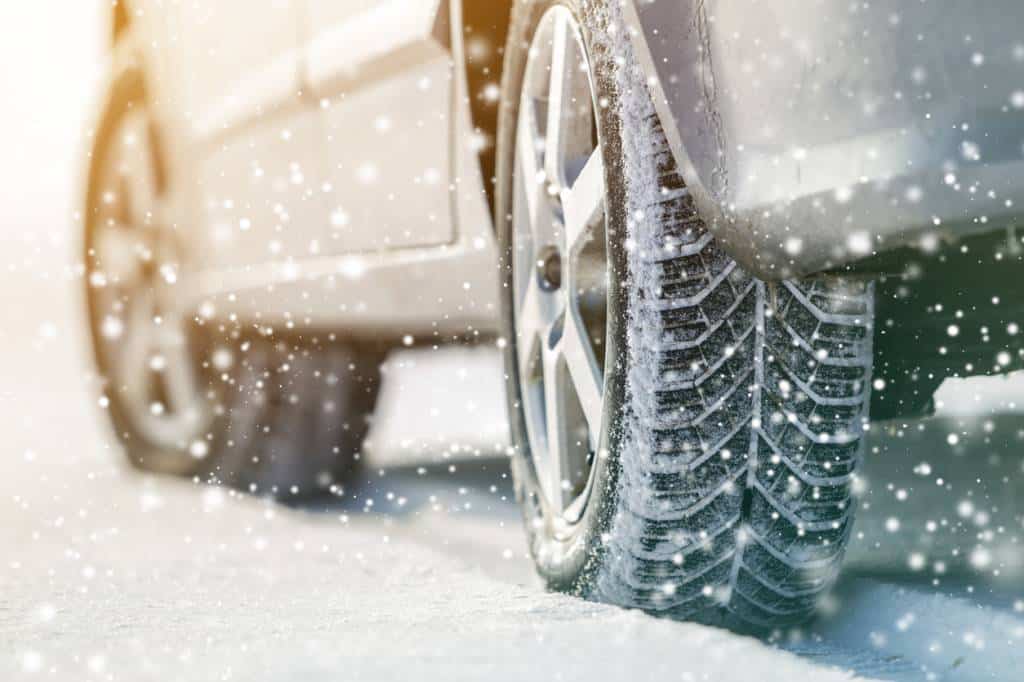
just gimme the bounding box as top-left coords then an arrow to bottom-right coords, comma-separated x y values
1,3 -> 1022,681
0,2 -> 100,385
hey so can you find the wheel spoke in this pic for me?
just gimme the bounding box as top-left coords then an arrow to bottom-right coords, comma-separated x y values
118,289 -> 158,407
120,112 -> 162,228
516,276 -> 545,370
516,101 -> 548,237
519,356 -> 549,498
516,273 -> 567,374
544,15 -> 594,196
560,305 -> 603,446
93,222 -> 151,286
154,310 -> 203,421
541,343 -> 571,509
563,148 -> 605,255
544,11 -> 571,191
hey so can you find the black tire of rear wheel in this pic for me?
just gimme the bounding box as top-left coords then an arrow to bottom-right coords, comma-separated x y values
83,71 -> 382,500
204,335 -> 383,500
496,0 -> 876,626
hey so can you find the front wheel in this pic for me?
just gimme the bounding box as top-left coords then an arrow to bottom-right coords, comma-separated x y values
495,0 -> 875,626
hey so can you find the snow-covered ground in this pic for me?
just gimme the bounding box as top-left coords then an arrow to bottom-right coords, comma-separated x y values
1,4 -> 1022,681
3,332 -> 1024,681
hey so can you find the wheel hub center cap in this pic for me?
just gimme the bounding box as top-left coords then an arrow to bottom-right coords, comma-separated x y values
538,245 -> 563,291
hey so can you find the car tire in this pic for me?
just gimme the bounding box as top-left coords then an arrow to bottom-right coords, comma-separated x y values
496,0 -> 875,625
206,335 -> 382,499
83,72 -> 381,500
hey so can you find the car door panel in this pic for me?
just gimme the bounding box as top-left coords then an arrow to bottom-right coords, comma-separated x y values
169,0 -> 326,272
303,0 -> 455,254
174,0 -> 302,140
194,113 -> 328,273
190,51 -> 304,142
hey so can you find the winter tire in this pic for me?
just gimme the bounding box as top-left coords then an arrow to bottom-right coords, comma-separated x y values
496,1 -> 875,625
83,73 -> 381,500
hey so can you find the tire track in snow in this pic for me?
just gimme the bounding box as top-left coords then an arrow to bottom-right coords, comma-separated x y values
801,577 -> 1024,681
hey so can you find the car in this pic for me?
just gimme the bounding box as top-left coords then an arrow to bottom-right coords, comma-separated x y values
82,0 -> 1024,626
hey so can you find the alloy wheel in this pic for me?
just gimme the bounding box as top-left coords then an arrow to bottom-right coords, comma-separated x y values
511,6 -> 609,534
86,108 -> 212,455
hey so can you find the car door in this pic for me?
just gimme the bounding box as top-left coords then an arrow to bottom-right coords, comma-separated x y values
171,0 -> 326,271
301,0 -> 455,254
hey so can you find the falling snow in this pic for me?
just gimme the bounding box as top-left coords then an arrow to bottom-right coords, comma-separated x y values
2,1 -> 1024,681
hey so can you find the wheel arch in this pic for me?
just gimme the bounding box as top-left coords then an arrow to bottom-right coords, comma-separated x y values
458,0 -> 515,219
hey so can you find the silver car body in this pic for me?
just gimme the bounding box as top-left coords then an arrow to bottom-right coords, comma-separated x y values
96,0 -> 1024,341
625,0 -> 1024,278
102,0 -> 499,338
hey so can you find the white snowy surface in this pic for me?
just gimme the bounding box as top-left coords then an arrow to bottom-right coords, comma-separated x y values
1,325 -> 866,681
2,3 -> 1023,681
3,289 -> 1023,680
367,346 -> 509,467
934,373 -> 1024,417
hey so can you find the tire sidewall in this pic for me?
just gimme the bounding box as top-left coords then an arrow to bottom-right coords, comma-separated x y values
496,0 -> 631,592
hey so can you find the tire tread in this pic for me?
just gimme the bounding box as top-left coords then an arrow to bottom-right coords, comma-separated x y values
592,107 -> 873,624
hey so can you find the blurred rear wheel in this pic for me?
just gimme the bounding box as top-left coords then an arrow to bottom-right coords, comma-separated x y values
83,73 -> 381,499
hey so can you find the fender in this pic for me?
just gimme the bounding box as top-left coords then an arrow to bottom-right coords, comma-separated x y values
624,0 -> 1024,280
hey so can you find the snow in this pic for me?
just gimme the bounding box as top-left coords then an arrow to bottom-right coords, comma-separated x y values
1,3 -> 1022,681
3,337 -> 1023,680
